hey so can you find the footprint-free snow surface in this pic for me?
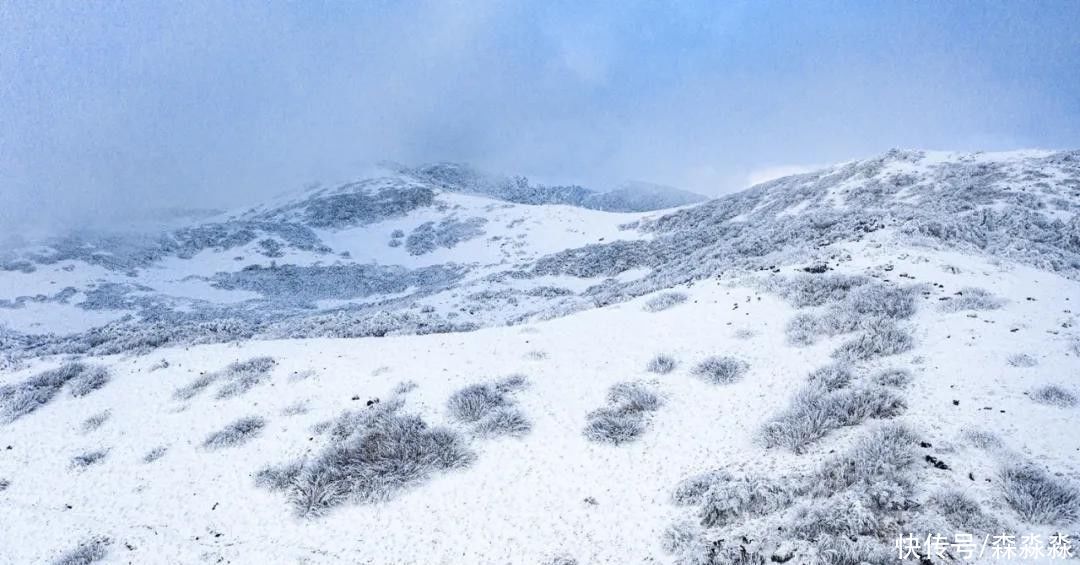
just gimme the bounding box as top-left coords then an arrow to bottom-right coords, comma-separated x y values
2,151 -> 1080,564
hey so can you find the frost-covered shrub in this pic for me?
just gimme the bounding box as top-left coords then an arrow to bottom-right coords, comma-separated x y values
938,287 -> 1005,312
647,354 -> 677,374
813,535 -> 894,565
844,283 -> 917,320
660,520 -> 707,558
0,362 -> 86,424
71,449 -> 109,468
254,460 -> 305,492
760,383 -> 906,453
961,428 -> 1003,450
215,356 -> 277,399
698,474 -> 796,528
69,366 -> 110,398
447,384 -> 510,422
815,422 -> 919,494
691,356 -> 748,385
584,381 -> 663,445
213,263 -> 465,304
777,274 -> 869,307
448,377 -> 531,437
405,217 -> 487,255
666,422 -> 925,565
583,408 -> 647,445
52,536 -> 111,565
1031,384 -> 1078,407
143,446 -> 167,463
873,368 -> 912,388
785,312 -> 821,346
1000,463 -> 1080,524
175,357 -> 277,401
203,416 -> 265,449
931,489 -> 1001,534
644,291 -> 688,312
473,407 -> 532,438
806,364 -> 854,392
80,410 -> 110,433
789,490 -> 878,538
284,403 -> 475,516
607,381 -> 663,412
300,183 -> 435,228
831,321 -> 914,361
1007,353 -> 1038,367
173,373 -> 217,401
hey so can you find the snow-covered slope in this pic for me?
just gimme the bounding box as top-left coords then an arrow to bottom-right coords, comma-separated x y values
2,150 -> 1080,564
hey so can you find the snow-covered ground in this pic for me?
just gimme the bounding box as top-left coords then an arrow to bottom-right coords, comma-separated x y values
2,150 -> 1080,564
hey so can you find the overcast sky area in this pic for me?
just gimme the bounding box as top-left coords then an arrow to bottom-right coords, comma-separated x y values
2,1 -> 1079,234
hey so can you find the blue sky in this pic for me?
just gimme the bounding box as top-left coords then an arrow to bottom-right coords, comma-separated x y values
2,1 -> 1079,231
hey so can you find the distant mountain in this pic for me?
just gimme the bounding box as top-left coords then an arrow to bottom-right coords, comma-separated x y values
401,162 -> 707,212
586,180 -> 707,212
1,149 -> 1077,361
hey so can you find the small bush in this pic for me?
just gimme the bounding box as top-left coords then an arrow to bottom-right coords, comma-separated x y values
393,380 -> 418,394
961,428 -> 1003,450
281,401 -> 309,416
872,368 -> 912,388
69,366 -> 111,398
494,374 -> 528,393
52,536 -> 111,565
584,381 -> 663,445
0,478 -> 9,491
789,490 -> 877,538
1007,353 -> 1038,367
831,321 -> 913,362
660,520 -> 707,558
932,489 -> 1001,534
203,416 -> 266,449
698,474 -> 795,528
142,446 -> 167,463
691,356 -> 748,385
215,356 -> 277,399
760,384 -> 906,453
815,422 -> 919,493
785,312 -> 820,346
778,274 -> 868,307
583,408 -> 647,445
644,291 -> 689,312
647,354 -> 677,374
1031,385 -> 1078,407
1000,463 -> 1080,524
733,328 -> 756,339
254,461 -> 304,492
446,384 -> 510,423
473,407 -> 532,438
173,373 -> 217,401
806,364 -> 854,392
607,381 -> 663,412
285,405 -> 475,516
71,449 -> 109,468
844,283 -> 917,320
1,362 -> 86,423
938,287 -> 1005,312
80,410 -> 111,433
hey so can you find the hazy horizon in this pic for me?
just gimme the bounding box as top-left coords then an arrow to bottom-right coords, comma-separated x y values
3,1 -> 1079,235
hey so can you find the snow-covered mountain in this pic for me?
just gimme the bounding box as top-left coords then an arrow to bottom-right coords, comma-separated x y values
2,150 -> 1079,564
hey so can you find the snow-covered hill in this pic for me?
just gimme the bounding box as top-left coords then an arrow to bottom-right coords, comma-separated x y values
2,150 -> 1080,564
